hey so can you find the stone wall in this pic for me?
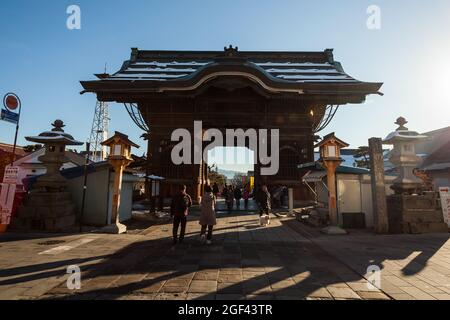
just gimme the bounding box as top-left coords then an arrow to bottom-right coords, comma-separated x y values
387,192 -> 448,234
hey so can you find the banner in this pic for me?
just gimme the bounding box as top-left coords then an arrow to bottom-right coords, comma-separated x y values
0,166 -> 23,225
0,184 -> 16,224
439,187 -> 450,227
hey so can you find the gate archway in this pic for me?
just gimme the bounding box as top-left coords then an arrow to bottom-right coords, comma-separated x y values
81,46 -> 382,202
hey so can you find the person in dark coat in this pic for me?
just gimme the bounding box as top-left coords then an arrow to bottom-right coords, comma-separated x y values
243,188 -> 250,209
170,185 -> 192,244
199,185 -> 217,244
225,185 -> 234,212
256,185 -> 271,216
212,182 -> 220,198
234,187 -> 242,208
222,184 -> 228,199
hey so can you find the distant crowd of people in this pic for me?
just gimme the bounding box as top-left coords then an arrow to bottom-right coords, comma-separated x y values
170,182 -> 272,246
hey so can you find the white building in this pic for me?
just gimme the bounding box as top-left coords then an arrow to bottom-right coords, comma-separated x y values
13,148 -> 87,179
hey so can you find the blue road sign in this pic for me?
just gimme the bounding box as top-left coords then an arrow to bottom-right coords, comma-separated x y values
1,108 -> 19,124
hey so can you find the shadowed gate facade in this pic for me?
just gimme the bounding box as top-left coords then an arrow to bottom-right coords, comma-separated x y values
81,46 -> 382,202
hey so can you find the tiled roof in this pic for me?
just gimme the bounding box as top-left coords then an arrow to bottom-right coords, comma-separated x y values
106,48 -> 364,84
0,143 -> 27,156
81,47 -> 383,102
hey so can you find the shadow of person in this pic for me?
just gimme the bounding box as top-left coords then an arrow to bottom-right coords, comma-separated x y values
1,210 -> 448,300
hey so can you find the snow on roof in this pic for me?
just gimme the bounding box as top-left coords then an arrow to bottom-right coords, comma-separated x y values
104,54 -> 360,84
254,62 -> 332,67
422,162 -> 450,171
383,130 -> 427,144
25,135 -> 83,145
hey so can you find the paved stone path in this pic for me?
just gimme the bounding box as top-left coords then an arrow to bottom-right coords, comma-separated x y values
0,209 -> 449,300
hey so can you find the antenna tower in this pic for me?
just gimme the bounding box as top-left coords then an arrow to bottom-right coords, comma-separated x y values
88,100 -> 109,162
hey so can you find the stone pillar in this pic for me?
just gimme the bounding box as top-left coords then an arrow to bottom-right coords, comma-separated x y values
288,188 -> 294,215
369,138 -> 389,234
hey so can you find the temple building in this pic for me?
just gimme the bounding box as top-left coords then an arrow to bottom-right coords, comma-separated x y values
80,46 -> 382,202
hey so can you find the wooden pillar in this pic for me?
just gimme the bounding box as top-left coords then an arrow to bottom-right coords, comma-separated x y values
194,163 -> 202,203
111,164 -> 124,224
369,137 -> 389,233
322,160 -> 340,226
150,134 -> 162,212
145,135 -> 151,210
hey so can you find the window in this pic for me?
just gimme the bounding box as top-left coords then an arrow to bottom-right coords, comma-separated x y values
403,144 -> 412,152
113,144 -> 122,156
327,145 -> 337,157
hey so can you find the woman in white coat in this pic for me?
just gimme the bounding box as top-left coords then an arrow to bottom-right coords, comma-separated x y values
199,185 -> 217,244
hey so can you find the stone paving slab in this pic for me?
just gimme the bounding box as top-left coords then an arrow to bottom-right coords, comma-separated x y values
2,212 -> 448,300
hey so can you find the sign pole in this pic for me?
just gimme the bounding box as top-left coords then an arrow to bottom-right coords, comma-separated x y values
2,93 -> 22,166
10,102 -> 21,166
79,142 -> 90,233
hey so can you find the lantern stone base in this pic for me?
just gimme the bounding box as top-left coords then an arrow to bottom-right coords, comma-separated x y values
11,192 -> 77,232
321,225 -> 347,235
387,192 -> 448,234
101,222 -> 127,234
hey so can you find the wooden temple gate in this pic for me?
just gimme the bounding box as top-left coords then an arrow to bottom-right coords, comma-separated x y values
81,46 -> 382,203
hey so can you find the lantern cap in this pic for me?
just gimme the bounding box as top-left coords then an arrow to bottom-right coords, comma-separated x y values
25,119 -> 83,145
314,132 -> 349,149
382,117 -> 427,144
101,131 -> 140,148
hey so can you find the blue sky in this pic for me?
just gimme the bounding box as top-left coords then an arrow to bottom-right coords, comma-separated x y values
1,1 -> 450,172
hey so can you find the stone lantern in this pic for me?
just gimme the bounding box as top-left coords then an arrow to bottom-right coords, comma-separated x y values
13,120 -> 83,232
383,117 -> 427,194
315,132 -> 349,235
383,117 -> 448,234
101,131 -> 139,234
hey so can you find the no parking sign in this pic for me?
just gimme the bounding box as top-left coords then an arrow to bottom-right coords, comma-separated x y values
1,93 -> 21,124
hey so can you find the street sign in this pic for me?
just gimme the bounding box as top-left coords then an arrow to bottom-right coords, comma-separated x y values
1,108 -> 19,124
0,207 -> 12,224
1,93 -> 21,125
3,94 -> 19,111
3,166 -> 20,184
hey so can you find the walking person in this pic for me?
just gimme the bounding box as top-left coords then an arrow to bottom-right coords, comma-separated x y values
170,185 -> 192,244
225,185 -> 234,212
234,186 -> 242,208
199,185 -> 217,244
243,188 -> 250,209
222,184 -> 228,199
257,184 -> 271,217
212,182 -> 220,198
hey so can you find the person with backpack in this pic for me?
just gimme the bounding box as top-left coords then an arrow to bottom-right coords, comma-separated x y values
170,184 -> 192,244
